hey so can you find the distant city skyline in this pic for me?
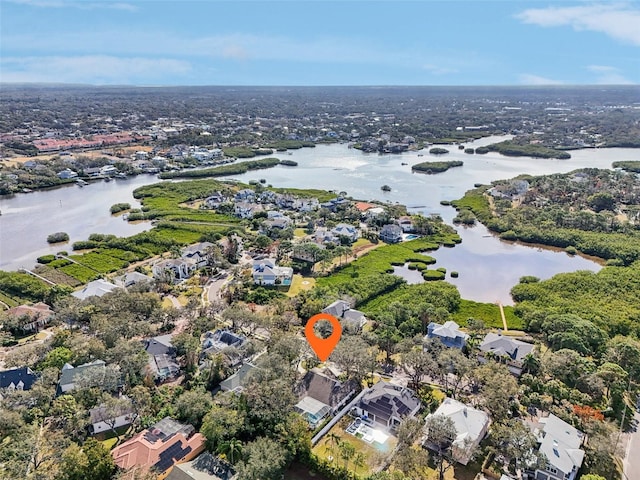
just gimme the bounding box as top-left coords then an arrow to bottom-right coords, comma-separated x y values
1,0 -> 638,86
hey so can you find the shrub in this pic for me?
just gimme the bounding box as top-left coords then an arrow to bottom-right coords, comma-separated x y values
37,255 -> 56,264
422,270 -> 445,281
110,203 -> 131,214
451,271 -> 459,278
47,232 -> 69,243
565,246 -> 577,255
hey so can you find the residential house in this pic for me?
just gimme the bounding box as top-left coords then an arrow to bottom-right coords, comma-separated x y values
234,189 -> 255,202
397,216 -> 414,233
100,165 -> 117,176
478,333 -> 534,376
528,414 -> 585,480
294,370 -> 358,428
219,362 -> 258,393
201,329 -> 247,364
489,180 -> 530,200
205,192 -> 227,209
296,197 -> 319,212
314,228 -> 339,245
424,398 -> 490,465
113,271 -> 152,289
365,207 -> 386,222
380,224 -> 403,244
153,258 -> 197,282
234,202 -> 264,219
331,223 -> 359,243
111,417 -> 206,480
57,168 -> 78,179
320,197 -> 350,212
89,397 -> 135,435
322,300 -> 368,331
0,366 -> 38,391
263,215 -> 292,230
354,381 -> 421,431
56,360 -> 107,396
426,321 -> 468,349
182,242 -> 215,268
166,452 -> 236,480
71,279 -> 119,301
84,167 -> 103,177
252,258 -> 293,286
4,302 -> 54,332
144,335 -> 180,382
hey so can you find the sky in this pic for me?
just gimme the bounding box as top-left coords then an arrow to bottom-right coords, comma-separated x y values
0,0 -> 639,86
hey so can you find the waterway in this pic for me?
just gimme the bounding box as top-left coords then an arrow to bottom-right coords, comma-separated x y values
1,136 -> 638,303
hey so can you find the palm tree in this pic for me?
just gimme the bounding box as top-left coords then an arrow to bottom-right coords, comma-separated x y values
352,451 -> 366,473
323,433 -> 341,462
218,438 -> 243,464
338,440 -> 355,471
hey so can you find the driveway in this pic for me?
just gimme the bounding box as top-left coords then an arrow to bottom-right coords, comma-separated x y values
623,411 -> 640,480
206,273 -> 229,303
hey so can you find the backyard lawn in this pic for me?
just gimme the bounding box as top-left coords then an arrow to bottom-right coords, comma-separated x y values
287,274 -> 316,297
313,417 -> 397,477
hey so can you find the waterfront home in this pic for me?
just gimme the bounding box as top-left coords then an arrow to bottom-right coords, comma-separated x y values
3,302 -> 54,332
320,197 -> 350,212
322,299 -> 368,331
182,241 -> 215,268
205,192 -> 227,208
313,227 -> 340,245
144,334 -> 180,382
153,258 -> 197,282
527,414 -> 585,480
380,224 -> 403,243
252,258 -> 293,285
294,370 -> 358,428
0,366 -> 38,392
71,279 -> 119,300
234,189 -> 255,202
111,417 -> 205,479
331,223 -> 359,243
426,321 -> 468,349
57,168 -> 78,179
423,398 -> 490,465
354,381 -> 421,432
100,165 -> 117,176
397,216 -> 414,233
113,271 -> 152,289
478,333 -> 534,376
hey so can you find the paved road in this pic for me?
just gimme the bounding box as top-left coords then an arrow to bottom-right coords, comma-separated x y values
206,274 -> 229,303
623,411 -> 640,480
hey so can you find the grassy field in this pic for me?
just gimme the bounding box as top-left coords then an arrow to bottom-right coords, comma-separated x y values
450,299 -> 523,330
286,275 -> 316,297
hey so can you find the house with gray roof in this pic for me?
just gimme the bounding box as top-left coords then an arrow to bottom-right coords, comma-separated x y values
354,381 -> 421,432
380,224 -> 403,244
144,335 -> 180,382
167,452 -> 236,480
528,414 -> 585,480
182,242 -> 215,268
56,360 -> 106,396
71,279 -> 120,300
323,299 -> 368,331
294,370 -> 358,428
426,321 -> 468,349
331,223 -> 359,242
153,258 -> 197,282
424,398 -> 490,465
113,271 -> 152,289
89,397 -> 135,435
478,333 -> 535,376
219,362 -> 258,393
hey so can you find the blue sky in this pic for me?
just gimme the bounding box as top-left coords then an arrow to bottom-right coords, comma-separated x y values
1,0 -> 638,85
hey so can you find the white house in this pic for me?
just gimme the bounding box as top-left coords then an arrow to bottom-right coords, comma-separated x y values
57,168 -> 78,179
530,414 -> 585,480
234,202 -> 264,219
182,242 -> 215,268
424,398 -> 490,465
100,165 -> 117,176
354,381 -> 421,431
397,216 -> 414,233
252,258 -> 293,286
72,279 -> 120,301
153,258 -> 197,282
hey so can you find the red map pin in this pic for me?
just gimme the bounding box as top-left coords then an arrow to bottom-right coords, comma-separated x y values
305,313 -> 342,362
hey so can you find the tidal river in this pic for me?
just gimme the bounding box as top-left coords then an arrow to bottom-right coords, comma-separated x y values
1,135 -> 638,303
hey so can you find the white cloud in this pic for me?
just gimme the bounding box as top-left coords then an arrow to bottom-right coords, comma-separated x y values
518,74 -> 564,86
0,56 -> 191,84
587,65 -> 634,84
6,0 -> 137,11
516,3 -> 640,46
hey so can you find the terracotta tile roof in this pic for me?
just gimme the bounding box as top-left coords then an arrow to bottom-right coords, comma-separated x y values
354,202 -> 377,212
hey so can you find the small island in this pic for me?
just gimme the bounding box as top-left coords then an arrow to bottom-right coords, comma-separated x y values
47,232 -> 69,243
412,160 -> 464,174
381,184 -> 391,192
429,147 -> 450,155
612,161 -> 640,173
484,140 -> 571,159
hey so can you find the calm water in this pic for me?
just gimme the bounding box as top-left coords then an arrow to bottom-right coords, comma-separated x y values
1,137 -> 638,303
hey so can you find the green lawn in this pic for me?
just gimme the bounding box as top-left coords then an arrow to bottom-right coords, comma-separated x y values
450,299 -> 523,330
286,274 -> 316,297
294,228 -> 308,238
